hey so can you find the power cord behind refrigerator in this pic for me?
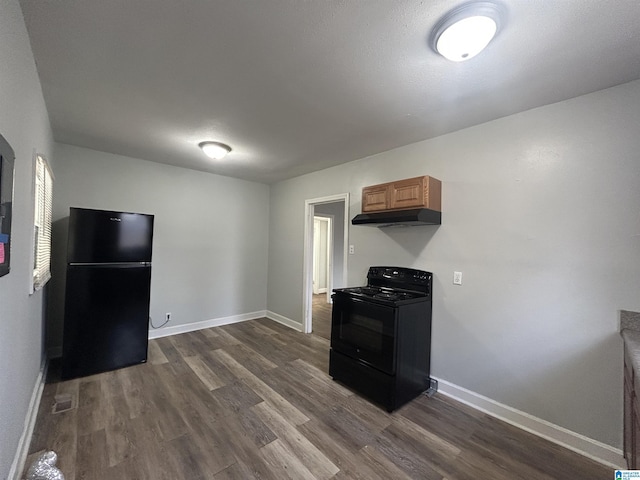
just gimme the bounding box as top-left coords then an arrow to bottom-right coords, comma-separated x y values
149,315 -> 169,329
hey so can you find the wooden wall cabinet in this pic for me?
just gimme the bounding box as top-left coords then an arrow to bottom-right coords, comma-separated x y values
624,344 -> 639,468
361,184 -> 390,212
361,176 -> 441,213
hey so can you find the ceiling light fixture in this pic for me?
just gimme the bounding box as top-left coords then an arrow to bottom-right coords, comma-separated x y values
199,141 -> 232,160
430,2 -> 504,62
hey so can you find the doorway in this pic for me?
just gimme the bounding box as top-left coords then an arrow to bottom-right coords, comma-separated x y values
313,216 -> 332,296
303,193 -> 349,335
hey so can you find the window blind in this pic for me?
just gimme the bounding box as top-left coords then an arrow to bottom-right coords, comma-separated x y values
33,154 -> 52,291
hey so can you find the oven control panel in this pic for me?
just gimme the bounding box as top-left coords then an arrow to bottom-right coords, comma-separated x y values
367,266 -> 432,295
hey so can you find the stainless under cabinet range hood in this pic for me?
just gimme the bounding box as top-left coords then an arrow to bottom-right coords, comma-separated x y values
351,208 -> 441,227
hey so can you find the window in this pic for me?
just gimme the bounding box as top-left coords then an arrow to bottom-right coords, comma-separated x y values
32,154 -> 53,292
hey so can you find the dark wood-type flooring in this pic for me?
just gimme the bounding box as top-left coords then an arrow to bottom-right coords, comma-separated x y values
25,318 -> 611,479
312,293 -> 332,341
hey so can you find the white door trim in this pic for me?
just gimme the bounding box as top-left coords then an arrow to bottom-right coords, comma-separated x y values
303,193 -> 349,334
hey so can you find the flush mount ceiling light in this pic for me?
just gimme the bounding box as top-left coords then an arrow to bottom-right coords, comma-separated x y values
199,141 -> 232,160
430,2 -> 504,62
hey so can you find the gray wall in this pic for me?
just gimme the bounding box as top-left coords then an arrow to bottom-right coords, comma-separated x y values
0,0 -> 55,477
267,79 -> 640,448
47,143 -> 270,351
314,201 -> 345,291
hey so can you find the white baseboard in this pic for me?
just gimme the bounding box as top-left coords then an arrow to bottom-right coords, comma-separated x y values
148,310 -> 268,339
49,310 -> 303,353
433,377 -> 625,469
266,311 -> 303,332
9,359 -> 48,480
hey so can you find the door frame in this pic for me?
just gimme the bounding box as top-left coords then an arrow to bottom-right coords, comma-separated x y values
303,193 -> 349,334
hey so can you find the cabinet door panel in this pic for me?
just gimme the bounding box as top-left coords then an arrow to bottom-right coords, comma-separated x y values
362,184 -> 390,212
625,375 -> 634,466
390,177 -> 424,210
634,405 -> 640,469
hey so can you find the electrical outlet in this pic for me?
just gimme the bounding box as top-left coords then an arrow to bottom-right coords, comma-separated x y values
166,312 -> 171,322
349,244 -> 355,254
453,271 -> 462,285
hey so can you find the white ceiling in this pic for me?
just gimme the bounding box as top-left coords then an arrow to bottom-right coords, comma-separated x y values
19,0 -> 640,184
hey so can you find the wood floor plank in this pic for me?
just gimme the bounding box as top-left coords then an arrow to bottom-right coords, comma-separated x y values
250,320 -> 283,337
144,373 -> 190,441
210,380 -> 265,415
179,411 -> 238,473
316,404 -> 380,451
252,401 -> 339,480
104,456 -> 151,480
104,413 -> 137,468
444,447 -> 550,480
27,318 -> 614,479
77,379 -> 101,409
211,327 -> 242,346
209,347 -> 256,379
28,381 -> 61,454
372,421 -> 455,480
76,399 -> 107,436
388,413 -> 461,459
237,406 -> 278,448
147,339 -> 169,364
184,354 -> 226,390
340,392 -> 393,433
154,336 -> 191,375
216,414 -> 281,480
257,367 -> 327,421
123,437 -> 180,480
312,293 -> 332,341
213,459 -> 271,480
169,331 -> 210,358
358,444 -> 416,480
112,362 -> 146,396
99,370 -> 126,399
289,357 -> 353,401
55,377 -> 80,399
222,324 -> 295,365
258,438 -> 317,480
296,419 -> 388,480
398,394 -> 479,446
44,409 -> 78,480
240,371 -> 310,426
75,429 -> 108,480
164,433 -> 212,480
274,331 -> 330,371
467,414 -> 607,479
221,343 -> 279,376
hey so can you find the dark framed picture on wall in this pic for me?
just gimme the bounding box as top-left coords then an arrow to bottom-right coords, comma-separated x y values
0,133 -> 15,278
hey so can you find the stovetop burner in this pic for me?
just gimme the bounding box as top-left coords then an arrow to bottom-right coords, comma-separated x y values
333,267 -> 432,306
344,286 -> 421,301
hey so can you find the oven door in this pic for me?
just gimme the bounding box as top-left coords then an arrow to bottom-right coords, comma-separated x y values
330,294 -> 397,375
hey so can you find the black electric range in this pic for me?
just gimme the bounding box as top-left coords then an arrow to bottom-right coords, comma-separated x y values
329,266 -> 433,412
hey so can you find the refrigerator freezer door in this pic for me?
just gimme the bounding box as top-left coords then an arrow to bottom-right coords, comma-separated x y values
67,207 -> 154,264
62,264 -> 151,379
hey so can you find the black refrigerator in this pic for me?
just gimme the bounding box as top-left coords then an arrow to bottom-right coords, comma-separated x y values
61,207 -> 154,380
